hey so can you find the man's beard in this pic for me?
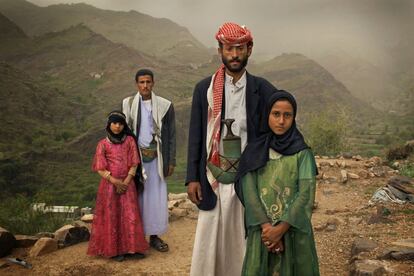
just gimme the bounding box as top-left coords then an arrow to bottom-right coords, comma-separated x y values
222,55 -> 249,73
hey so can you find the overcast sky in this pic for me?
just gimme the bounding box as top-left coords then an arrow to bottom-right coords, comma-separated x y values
28,0 -> 414,66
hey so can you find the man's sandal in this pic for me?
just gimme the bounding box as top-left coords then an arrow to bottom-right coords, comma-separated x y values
150,236 -> 169,252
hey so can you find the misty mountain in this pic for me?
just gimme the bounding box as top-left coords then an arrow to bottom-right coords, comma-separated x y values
0,12 -> 26,40
0,62 -> 83,158
250,53 -> 377,123
316,50 -> 401,111
0,0 -> 210,64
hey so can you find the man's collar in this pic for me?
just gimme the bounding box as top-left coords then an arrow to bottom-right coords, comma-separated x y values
225,71 -> 247,88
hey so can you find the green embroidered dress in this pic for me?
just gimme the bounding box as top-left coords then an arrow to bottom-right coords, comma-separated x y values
240,148 -> 319,276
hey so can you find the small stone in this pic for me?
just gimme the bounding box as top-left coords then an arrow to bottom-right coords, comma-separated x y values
348,173 -> 360,179
358,170 -> 369,179
314,223 -> 327,231
81,214 -> 94,223
340,170 -> 348,183
340,161 -> 347,168
326,224 -> 337,231
392,161 -> 400,168
351,238 -> 378,256
353,155 -> 363,161
314,155 -> 320,159
342,152 -> 353,159
322,156 -> 329,159
29,237 -> 58,257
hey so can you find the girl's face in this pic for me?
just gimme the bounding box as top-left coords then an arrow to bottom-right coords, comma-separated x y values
110,122 -> 125,135
268,99 -> 294,135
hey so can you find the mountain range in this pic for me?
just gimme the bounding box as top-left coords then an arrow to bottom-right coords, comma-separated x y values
0,0 -> 412,205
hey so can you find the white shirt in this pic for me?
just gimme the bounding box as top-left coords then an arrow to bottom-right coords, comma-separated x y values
220,71 -> 248,152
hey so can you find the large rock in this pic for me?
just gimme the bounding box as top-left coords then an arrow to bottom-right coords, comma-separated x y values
54,224 -> 90,247
351,238 -> 378,256
14,235 -> 38,248
349,260 -> 386,276
0,227 -> 16,257
380,246 -> 414,261
72,220 -> 92,232
29,237 -> 58,257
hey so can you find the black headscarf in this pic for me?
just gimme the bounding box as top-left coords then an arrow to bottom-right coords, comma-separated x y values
106,111 -> 135,144
235,90 -> 310,186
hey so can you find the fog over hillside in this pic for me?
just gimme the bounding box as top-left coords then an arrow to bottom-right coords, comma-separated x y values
29,0 -> 413,66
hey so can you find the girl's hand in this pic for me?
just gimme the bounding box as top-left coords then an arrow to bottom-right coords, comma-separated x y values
116,180 -> 128,194
110,177 -> 128,194
264,239 -> 284,254
261,222 -> 290,245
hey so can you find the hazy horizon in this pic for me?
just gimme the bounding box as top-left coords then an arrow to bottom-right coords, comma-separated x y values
26,0 -> 413,69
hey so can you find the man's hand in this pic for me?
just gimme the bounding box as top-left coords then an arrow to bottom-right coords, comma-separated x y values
187,181 -> 202,205
167,165 -> 175,177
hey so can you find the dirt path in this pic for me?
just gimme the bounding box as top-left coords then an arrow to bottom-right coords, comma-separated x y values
2,158 -> 414,275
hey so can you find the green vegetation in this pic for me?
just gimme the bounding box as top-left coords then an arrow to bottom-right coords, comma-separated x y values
400,164 -> 414,178
302,110 -> 349,156
0,194 -> 70,235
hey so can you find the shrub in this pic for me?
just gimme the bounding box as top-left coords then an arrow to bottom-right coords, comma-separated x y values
302,110 -> 349,156
386,142 -> 414,161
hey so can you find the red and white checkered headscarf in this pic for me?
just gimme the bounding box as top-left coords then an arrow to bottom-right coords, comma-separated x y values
215,22 -> 253,46
206,23 -> 253,188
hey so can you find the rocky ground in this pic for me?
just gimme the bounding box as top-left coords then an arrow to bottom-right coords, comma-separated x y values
1,156 -> 413,275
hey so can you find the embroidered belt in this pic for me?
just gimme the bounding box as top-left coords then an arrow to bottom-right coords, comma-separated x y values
140,147 -> 157,162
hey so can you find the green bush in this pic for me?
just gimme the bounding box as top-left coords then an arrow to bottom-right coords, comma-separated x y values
400,163 -> 414,178
302,110 -> 349,156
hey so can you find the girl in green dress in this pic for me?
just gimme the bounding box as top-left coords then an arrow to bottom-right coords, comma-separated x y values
235,91 -> 320,276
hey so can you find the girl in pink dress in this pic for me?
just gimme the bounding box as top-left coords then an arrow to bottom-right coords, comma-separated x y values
87,111 -> 149,261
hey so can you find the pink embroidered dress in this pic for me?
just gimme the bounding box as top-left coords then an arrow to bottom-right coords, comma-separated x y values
87,136 -> 149,257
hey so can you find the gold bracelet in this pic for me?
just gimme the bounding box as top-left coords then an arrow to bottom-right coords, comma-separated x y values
128,166 -> 137,177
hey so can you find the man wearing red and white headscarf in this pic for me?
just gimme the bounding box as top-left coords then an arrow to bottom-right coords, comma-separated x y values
186,22 -> 277,276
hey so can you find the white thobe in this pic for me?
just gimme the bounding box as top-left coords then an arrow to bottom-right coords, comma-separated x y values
138,99 -> 168,236
190,72 -> 247,276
